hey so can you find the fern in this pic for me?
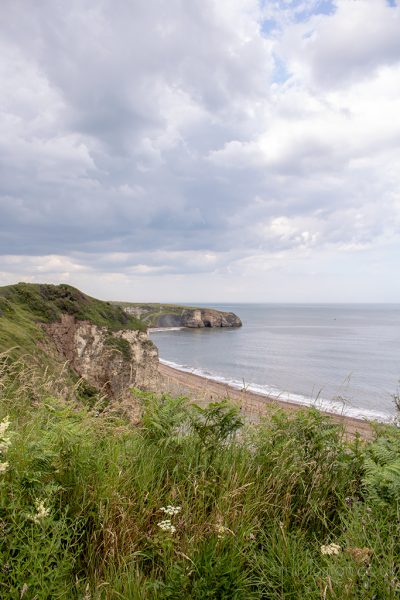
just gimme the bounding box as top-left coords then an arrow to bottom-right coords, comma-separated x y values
363,431 -> 400,507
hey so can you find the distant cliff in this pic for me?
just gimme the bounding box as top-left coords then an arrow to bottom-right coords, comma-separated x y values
121,303 -> 242,328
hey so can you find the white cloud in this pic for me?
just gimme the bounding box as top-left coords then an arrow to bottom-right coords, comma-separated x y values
0,0 -> 399,301
280,0 -> 400,89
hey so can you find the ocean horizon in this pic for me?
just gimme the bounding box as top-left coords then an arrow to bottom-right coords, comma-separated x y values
150,303 -> 400,422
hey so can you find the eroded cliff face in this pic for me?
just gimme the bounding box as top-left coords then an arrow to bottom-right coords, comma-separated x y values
180,309 -> 241,328
44,314 -> 159,403
126,305 -> 242,328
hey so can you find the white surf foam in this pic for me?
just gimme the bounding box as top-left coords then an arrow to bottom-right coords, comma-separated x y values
159,358 -> 392,423
148,327 -> 184,332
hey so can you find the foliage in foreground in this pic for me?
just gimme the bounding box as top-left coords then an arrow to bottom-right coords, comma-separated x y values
0,358 -> 399,599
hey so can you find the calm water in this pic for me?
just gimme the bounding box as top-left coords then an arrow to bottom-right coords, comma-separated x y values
150,304 -> 400,421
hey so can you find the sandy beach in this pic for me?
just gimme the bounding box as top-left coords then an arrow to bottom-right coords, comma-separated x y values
158,362 -> 376,440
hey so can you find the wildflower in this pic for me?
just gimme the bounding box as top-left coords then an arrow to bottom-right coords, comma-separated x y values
29,499 -> 50,524
0,416 -> 10,437
0,416 -> 11,455
215,524 -> 233,539
20,583 -> 29,598
157,519 -> 176,534
0,439 -> 11,453
160,505 -> 181,516
321,543 -> 341,556
0,462 -> 8,474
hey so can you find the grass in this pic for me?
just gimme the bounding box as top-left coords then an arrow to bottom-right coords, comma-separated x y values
0,282 -> 146,337
104,336 -> 133,362
113,302 -> 198,327
0,283 -> 148,399
0,355 -> 399,598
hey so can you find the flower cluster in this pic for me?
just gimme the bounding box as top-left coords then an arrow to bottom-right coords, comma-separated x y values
321,543 -> 341,556
0,416 -> 11,474
157,505 -> 181,534
157,519 -> 176,534
215,524 -> 233,539
160,505 -> 181,516
29,499 -> 51,524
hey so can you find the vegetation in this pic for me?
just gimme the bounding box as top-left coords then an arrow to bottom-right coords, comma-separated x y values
0,282 -> 146,382
112,302 -> 197,327
104,336 -> 133,362
0,353 -> 399,599
0,282 -> 145,333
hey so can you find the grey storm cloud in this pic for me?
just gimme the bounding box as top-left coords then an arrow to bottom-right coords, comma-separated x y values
0,0 -> 400,300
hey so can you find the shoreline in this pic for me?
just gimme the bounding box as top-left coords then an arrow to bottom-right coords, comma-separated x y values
157,362 -> 376,440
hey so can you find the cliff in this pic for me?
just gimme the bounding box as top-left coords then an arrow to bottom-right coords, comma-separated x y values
44,314 -> 158,403
0,283 -> 159,413
120,303 -> 242,328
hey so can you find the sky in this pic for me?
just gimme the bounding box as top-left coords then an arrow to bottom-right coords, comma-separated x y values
1,0 -> 399,303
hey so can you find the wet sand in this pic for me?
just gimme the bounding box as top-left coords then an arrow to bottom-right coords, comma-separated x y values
158,362 -> 376,440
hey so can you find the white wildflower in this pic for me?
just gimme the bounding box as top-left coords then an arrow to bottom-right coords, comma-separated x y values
0,462 -> 9,473
215,524 -> 233,539
157,519 -> 177,534
160,505 -> 181,516
321,543 -> 341,556
0,438 -> 11,453
29,499 -> 50,524
0,416 -> 10,437
0,416 -> 11,456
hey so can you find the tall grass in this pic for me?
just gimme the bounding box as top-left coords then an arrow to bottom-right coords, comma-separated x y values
0,355 -> 399,598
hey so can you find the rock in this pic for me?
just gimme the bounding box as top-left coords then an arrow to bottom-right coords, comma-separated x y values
156,314 -> 183,327
44,314 -> 159,402
154,308 -> 242,328
123,304 -> 242,328
180,308 -> 242,328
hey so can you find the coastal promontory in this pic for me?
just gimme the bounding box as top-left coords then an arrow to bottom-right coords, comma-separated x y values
119,303 -> 242,328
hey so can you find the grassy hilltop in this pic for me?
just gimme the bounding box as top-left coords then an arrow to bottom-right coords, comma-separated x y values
114,301 -> 196,327
0,282 -> 145,358
0,283 -> 399,598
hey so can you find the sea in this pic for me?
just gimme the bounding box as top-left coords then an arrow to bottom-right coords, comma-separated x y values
149,304 -> 400,422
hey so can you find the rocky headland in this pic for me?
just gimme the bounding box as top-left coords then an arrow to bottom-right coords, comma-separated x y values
122,303 -> 242,328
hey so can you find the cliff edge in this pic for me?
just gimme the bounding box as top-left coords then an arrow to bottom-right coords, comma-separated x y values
0,283 -> 159,414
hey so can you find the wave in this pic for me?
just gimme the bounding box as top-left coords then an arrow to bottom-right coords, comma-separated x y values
159,358 -> 392,423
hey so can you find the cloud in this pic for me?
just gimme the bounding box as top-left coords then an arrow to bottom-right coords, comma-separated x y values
279,0 -> 400,89
0,0 -> 399,301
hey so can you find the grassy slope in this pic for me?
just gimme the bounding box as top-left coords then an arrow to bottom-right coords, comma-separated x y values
0,363 -> 399,599
0,282 -> 146,359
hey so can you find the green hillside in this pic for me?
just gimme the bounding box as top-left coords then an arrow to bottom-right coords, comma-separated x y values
0,282 -> 146,358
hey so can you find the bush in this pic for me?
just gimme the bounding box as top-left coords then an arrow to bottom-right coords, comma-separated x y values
1,364 -> 399,598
